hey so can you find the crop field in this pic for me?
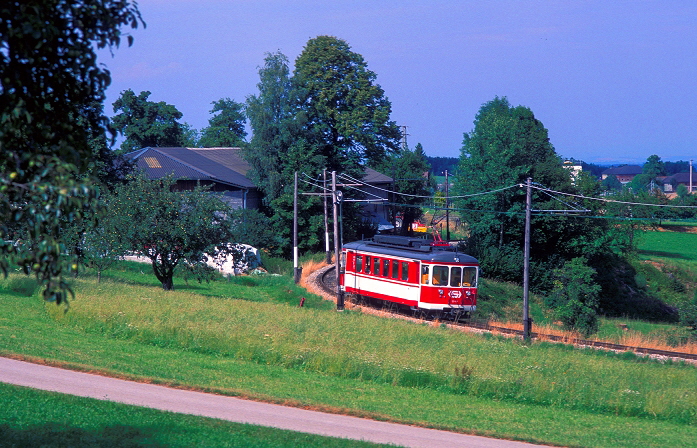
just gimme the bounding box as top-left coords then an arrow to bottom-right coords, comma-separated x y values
0,262 -> 696,447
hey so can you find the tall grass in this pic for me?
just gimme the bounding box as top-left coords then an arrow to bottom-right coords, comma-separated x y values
43,273 -> 697,426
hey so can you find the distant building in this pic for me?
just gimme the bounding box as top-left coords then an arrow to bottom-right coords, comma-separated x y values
563,161 -> 582,184
601,165 -> 643,184
663,171 -> 696,194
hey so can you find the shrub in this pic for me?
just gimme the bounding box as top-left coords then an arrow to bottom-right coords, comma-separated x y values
545,258 -> 601,337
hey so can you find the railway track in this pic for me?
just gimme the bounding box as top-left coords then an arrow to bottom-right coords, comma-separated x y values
320,266 -> 697,363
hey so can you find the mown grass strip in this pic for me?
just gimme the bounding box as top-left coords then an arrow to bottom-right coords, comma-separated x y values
0,382 -> 386,447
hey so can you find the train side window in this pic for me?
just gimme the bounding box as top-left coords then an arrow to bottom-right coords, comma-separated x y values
365,256 -> 371,274
373,257 -> 380,276
450,267 -> 462,287
421,265 -> 429,284
355,255 -> 363,273
383,259 -> 390,277
432,265 -> 449,286
402,262 -> 409,281
391,260 -> 399,279
462,267 -> 477,287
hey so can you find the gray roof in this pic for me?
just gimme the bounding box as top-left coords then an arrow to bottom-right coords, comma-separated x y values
602,165 -> 643,176
363,167 -> 392,184
663,172 -> 696,185
125,146 -> 393,189
125,147 -> 255,189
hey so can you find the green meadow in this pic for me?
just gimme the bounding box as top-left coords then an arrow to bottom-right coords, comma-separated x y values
0,259 -> 696,447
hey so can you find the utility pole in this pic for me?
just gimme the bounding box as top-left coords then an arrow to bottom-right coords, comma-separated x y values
293,171 -> 301,283
691,159 -> 694,194
332,171 -> 345,311
323,169 -> 331,263
522,177 -> 532,342
445,170 -> 450,242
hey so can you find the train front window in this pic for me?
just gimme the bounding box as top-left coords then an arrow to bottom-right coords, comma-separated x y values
462,267 -> 477,287
355,255 -> 363,273
432,265 -> 449,286
450,267 -> 462,287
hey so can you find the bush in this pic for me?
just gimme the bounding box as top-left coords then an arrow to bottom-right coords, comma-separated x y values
545,258 -> 601,337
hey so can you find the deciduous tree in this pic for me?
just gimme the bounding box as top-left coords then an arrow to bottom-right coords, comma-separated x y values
107,174 -> 235,290
199,98 -> 247,147
111,89 -> 188,152
293,36 -> 401,171
0,0 -> 143,303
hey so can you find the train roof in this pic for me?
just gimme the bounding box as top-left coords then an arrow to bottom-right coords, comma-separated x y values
343,235 -> 478,264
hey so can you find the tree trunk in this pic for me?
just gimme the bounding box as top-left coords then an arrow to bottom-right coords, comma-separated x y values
161,276 -> 174,291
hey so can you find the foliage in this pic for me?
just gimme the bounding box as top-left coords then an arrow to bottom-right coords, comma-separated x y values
425,156 -> 458,176
245,52 -> 317,204
0,0 -> 143,303
545,258 -> 601,336
105,174 -> 236,290
198,98 -> 247,147
111,89 -> 188,153
374,143 -> 432,235
601,174 -> 623,191
226,208 -> 283,250
293,36 -> 401,171
454,97 -> 624,289
679,290 -> 697,338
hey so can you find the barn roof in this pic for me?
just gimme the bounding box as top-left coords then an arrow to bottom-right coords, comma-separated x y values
125,147 -> 255,189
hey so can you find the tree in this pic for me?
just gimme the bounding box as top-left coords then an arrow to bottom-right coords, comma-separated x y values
0,0 -> 143,303
245,52 -> 312,204
545,258 -> 601,337
643,154 -> 667,178
107,174 -> 235,290
374,143 -> 432,235
454,97 -> 574,283
111,89 -> 188,153
601,174 -> 623,192
293,36 -> 401,171
199,98 -> 247,147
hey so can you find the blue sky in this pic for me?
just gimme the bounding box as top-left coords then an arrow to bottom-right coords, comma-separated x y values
100,0 -> 697,164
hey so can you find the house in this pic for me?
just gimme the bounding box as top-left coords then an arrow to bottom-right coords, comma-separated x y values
125,148 -> 395,223
662,171 -> 696,195
125,147 -> 261,209
601,165 -> 643,184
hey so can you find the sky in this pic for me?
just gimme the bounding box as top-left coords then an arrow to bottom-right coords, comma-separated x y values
99,0 -> 697,165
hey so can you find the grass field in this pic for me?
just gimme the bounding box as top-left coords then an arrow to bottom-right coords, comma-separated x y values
1,261 -> 696,447
637,230 -> 697,262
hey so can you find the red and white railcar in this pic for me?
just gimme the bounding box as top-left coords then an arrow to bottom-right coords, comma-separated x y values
340,235 -> 479,315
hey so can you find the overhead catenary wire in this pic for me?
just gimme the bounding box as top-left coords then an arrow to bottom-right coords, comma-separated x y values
299,171 -> 697,217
